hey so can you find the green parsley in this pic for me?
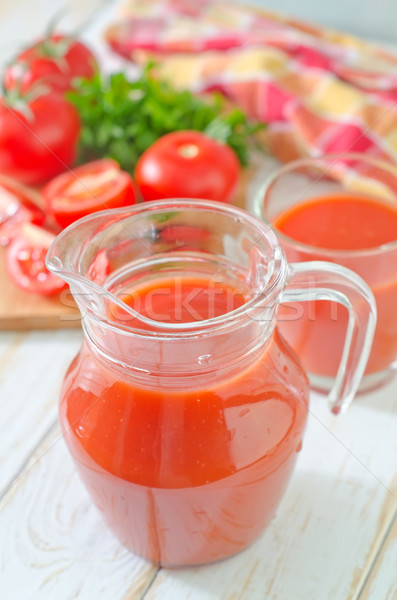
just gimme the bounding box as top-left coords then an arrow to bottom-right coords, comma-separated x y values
67,65 -> 263,171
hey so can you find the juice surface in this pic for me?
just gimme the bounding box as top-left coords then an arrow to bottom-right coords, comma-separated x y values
274,193 -> 397,249
119,276 -> 247,325
273,193 -> 397,377
60,276 -> 309,565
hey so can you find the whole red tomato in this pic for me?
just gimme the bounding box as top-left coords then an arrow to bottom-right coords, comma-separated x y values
135,131 -> 240,203
0,93 -> 80,185
3,35 -> 97,94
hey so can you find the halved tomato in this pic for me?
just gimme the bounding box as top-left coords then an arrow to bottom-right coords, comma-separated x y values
0,177 -> 46,245
42,159 -> 137,228
6,223 -> 67,295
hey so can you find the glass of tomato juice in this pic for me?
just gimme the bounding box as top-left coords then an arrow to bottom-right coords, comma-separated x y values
47,199 -> 375,566
253,153 -> 397,391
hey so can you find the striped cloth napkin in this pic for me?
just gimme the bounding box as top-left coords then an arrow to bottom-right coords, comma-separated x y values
105,0 -> 397,174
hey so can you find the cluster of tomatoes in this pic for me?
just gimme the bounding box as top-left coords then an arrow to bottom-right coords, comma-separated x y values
0,34 -> 240,296
0,34 -> 98,295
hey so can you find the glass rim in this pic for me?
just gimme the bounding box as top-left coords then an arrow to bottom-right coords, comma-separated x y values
254,152 -> 397,258
47,198 -> 288,335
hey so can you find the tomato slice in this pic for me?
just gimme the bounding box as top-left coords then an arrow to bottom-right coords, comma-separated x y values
0,177 -> 46,245
6,223 -> 67,296
42,159 -> 137,229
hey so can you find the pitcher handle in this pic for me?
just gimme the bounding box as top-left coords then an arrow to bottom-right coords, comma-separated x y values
280,261 -> 377,414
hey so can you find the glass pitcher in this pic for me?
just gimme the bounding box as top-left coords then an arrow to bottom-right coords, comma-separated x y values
47,200 -> 376,567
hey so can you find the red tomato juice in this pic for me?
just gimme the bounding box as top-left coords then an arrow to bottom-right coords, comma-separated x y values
60,276 -> 309,565
274,193 -> 397,377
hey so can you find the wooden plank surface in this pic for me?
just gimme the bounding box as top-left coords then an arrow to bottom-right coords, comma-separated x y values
0,253 -> 82,330
360,509 -> 397,599
140,381 -> 397,600
1,322 -> 397,599
0,329 -> 82,495
0,426 -> 157,600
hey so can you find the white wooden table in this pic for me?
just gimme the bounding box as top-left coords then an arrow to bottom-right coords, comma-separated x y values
1,330 -> 397,599
1,2 -> 397,598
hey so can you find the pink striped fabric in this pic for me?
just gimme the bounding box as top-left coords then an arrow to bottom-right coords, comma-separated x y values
105,0 -> 397,167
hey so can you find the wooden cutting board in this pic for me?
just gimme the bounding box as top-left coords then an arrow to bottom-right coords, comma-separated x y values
0,176 -> 81,330
0,169 -> 255,331
0,249 -> 81,330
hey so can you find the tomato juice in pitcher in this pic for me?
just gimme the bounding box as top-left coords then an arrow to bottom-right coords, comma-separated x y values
47,200 -> 376,566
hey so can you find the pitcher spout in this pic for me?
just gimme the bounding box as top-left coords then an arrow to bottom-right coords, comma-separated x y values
46,207 -> 147,326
